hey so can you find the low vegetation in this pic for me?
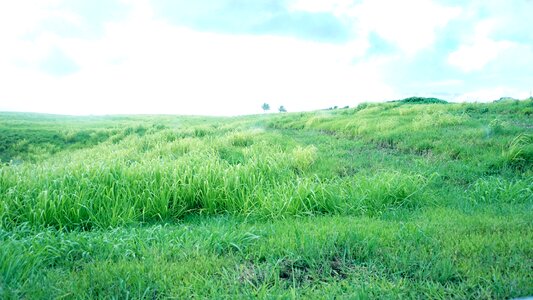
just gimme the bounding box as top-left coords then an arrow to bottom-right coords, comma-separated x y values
0,99 -> 532,298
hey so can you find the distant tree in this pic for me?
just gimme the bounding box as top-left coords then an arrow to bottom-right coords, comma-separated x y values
278,105 -> 287,113
262,103 -> 270,113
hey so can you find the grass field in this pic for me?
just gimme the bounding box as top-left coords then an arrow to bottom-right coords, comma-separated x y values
1,99 -> 532,299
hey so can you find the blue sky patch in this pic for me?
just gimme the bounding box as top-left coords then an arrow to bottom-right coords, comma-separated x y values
152,0 -> 349,42
39,48 -> 80,77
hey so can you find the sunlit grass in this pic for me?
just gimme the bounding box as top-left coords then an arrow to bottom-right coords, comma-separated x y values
0,100 -> 532,298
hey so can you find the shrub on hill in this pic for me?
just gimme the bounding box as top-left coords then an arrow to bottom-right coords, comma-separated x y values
391,97 -> 448,104
495,97 -> 519,102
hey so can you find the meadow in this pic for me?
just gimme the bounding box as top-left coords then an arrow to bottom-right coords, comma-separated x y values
0,98 -> 532,299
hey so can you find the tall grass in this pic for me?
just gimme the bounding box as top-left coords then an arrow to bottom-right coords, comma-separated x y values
0,128 -> 429,230
2,101 -> 532,230
268,99 -> 533,167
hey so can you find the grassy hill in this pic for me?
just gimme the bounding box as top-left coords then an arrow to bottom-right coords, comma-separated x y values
0,99 -> 532,299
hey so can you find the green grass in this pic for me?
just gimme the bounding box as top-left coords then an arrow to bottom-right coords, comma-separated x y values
0,100 -> 532,299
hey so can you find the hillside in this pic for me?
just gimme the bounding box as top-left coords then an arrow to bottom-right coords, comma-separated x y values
0,99 -> 532,299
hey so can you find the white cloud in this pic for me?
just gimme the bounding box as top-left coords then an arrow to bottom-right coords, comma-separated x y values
448,40 -> 514,72
0,0 -> 395,115
290,0 -> 462,55
0,1 -> 58,39
448,19 -> 515,72
288,0 -> 355,15
0,1 -> 81,68
350,0 -> 462,55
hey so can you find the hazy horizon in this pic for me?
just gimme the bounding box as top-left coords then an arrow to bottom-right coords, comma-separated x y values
1,0 -> 532,116
2,95 -> 530,118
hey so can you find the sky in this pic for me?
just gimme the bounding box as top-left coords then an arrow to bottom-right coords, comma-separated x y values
0,0 -> 532,116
